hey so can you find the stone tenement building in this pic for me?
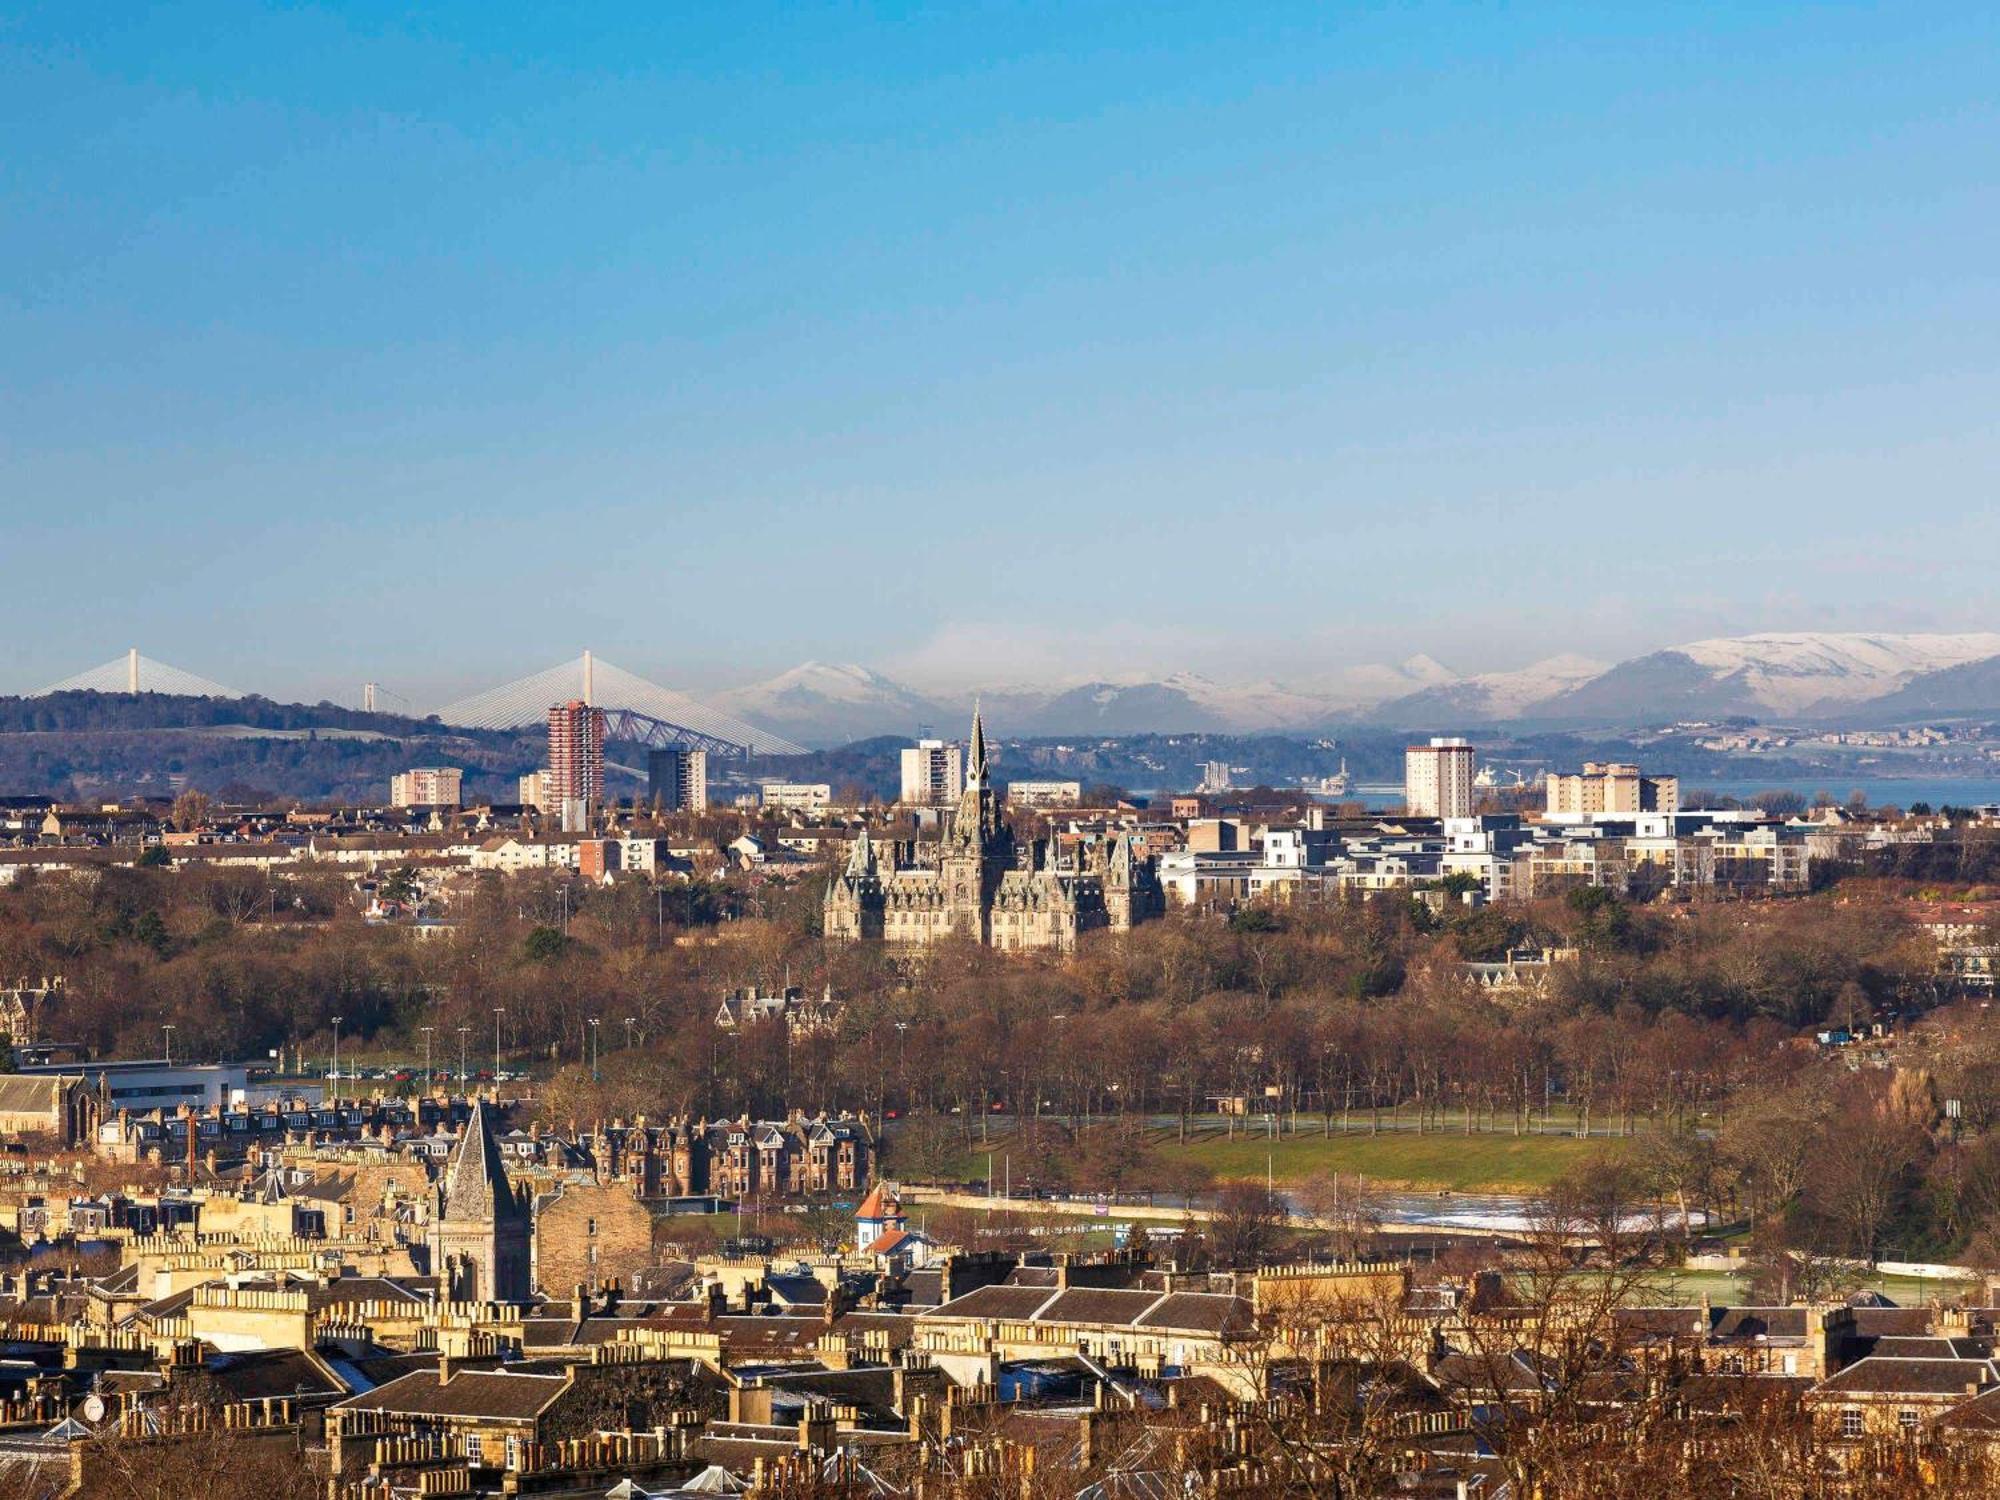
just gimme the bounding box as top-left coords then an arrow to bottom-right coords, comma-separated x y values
824,707 -> 1162,952
589,1112 -> 872,1200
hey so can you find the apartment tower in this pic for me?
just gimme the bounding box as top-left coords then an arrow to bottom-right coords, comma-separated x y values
899,738 -> 964,806
1404,736 -> 1476,819
647,746 -> 709,812
547,700 -> 607,821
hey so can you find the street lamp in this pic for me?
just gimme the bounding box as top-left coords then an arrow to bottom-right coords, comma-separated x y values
161,1024 -> 175,1068
589,1017 -> 601,1083
493,1008 -> 505,1080
330,1015 -> 343,1102
420,1026 -> 434,1091
457,1026 -> 470,1091
623,1016 -> 636,1051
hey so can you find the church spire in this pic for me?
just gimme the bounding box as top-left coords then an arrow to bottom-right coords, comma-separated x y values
967,700 -> 987,786
439,1098 -> 525,1223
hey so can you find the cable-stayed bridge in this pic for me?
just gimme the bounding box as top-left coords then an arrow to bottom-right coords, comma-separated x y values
28,648 -> 805,759
37,649 -> 239,698
436,652 -> 806,757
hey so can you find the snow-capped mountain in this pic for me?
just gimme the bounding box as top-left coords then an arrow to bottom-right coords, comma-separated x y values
715,633 -> 2000,744
968,666 -> 1455,734
1817,650 -> 2000,721
1366,654 -> 1610,724
1316,654 -> 1456,709
711,662 -> 951,746
1529,632 -> 2000,721
1006,680 -> 1238,735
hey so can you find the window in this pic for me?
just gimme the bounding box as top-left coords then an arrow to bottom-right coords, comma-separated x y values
1841,1409 -> 1863,1438
1899,1410 -> 1920,1432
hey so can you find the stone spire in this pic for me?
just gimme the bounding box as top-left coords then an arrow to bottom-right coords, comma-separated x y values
438,1099 -> 524,1223
844,825 -> 877,880
1108,831 -> 1133,884
967,700 -> 988,789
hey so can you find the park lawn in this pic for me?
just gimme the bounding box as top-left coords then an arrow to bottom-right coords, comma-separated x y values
1634,1269 -> 1979,1307
942,1125 -> 1633,1195
1171,1130 -> 1632,1193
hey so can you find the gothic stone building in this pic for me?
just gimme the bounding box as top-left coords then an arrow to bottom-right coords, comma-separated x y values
824,709 -> 1162,953
588,1112 -> 872,1201
429,1099 -> 533,1303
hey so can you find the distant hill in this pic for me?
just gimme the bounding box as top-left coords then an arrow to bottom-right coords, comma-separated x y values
1011,680 -> 1236,735
0,691 -> 533,803
1844,654 -> 2000,720
711,663 -> 952,746
1364,654 -> 1608,725
0,691 -> 452,736
1523,633 -> 2000,724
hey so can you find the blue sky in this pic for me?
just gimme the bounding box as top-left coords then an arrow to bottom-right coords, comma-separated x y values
3,2 -> 1998,706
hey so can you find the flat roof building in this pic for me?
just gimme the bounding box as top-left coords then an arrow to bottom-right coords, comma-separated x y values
390,768 -> 463,809
647,747 -> 708,813
899,739 -> 964,807
1405,737 -> 1475,819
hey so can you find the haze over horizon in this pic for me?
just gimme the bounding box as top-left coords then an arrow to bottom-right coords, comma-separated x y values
6,3 -> 2000,707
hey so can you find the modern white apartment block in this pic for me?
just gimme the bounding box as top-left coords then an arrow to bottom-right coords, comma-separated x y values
760,782 -> 832,812
1404,736 -> 1475,819
390,767 -> 463,808
1007,779 -> 1083,808
899,738 -> 964,805
1545,761 -> 1680,818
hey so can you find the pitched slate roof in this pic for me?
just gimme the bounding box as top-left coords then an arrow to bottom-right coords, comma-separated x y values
1847,1306 -> 1935,1337
1709,1307 -> 1809,1340
330,1367 -> 569,1420
1939,1384 -> 2000,1431
1133,1293 -> 1252,1335
922,1283 -> 1254,1336
201,1349 -> 346,1402
928,1285 -> 1059,1322
1814,1357 -> 2000,1397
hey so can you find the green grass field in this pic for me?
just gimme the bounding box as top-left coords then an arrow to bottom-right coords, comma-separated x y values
1634,1269 -> 1979,1307
1172,1130 -> 1630,1193
941,1124 -> 1633,1195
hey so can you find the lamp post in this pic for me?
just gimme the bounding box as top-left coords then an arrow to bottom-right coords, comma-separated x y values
330,1015 -> 343,1102
623,1016 -> 636,1051
493,1008 -> 505,1081
161,1024 -> 175,1068
590,1017 -> 601,1083
457,1026 -> 470,1091
420,1026 -> 434,1091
